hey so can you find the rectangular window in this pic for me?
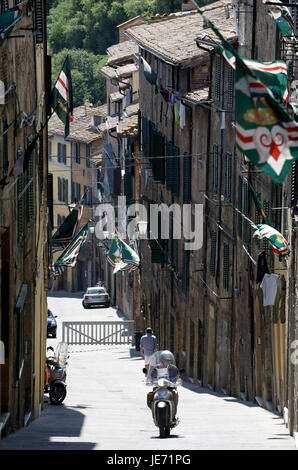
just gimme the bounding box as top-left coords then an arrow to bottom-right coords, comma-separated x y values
26,154 -> 34,223
35,0 -> 44,44
210,230 -> 216,277
57,142 -> 62,163
182,244 -> 189,295
183,152 -> 191,203
223,241 -> 229,291
62,144 -> 67,164
227,66 -> 234,109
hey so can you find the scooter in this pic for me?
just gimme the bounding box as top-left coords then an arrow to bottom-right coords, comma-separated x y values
45,342 -> 69,405
145,350 -> 182,438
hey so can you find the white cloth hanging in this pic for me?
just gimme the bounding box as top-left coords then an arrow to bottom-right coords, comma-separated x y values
260,273 -> 279,306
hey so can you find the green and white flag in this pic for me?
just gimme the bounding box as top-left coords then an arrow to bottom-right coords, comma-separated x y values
252,224 -> 290,256
197,9 -> 298,184
141,57 -> 157,85
219,45 -> 289,105
262,0 -> 296,40
51,190 -> 88,253
49,222 -> 89,276
52,55 -> 73,137
0,1 -> 26,48
245,178 -> 275,227
107,236 -> 140,274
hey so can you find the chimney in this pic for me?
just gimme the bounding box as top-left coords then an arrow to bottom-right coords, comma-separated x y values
181,0 -> 197,11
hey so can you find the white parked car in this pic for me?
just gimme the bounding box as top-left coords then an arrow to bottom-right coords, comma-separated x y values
82,286 -> 111,309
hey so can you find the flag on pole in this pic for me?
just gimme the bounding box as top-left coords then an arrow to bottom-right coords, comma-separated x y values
140,57 -> 157,85
107,236 -> 140,274
245,178 -> 275,227
197,9 -> 298,184
49,222 -> 89,276
51,190 -> 88,253
0,1 -> 27,48
262,0 -> 296,40
52,55 -> 73,137
252,223 -> 290,256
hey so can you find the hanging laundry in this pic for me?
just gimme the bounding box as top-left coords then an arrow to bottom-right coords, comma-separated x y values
179,102 -> 186,128
256,251 -> 270,283
260,273 -> 279,306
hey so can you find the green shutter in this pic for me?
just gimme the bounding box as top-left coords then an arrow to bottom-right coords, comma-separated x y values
63,144 -> 67,164
223,241 -> 229,290
182,245 -> 189,295
183,152 -> 191,203
263,199 -> 270,255
57,143 -> 61,162
213,143 -> 218,192
215,54 -> 221,101
238,174 -> 243,239
35,0 -> 44,44
26,154 -> 34,223
17,177 -> 24,242
227,67 -> 234,109
86,145 -> 91,168
254,190 -> 261,248
210,229 -> 216,277
166,142 -> 180,197
152,127 -> 165,183
243,180 -> 249,243
225,151 -> 232,201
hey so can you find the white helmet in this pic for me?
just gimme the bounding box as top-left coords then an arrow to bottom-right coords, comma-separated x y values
159,350 -> 175,365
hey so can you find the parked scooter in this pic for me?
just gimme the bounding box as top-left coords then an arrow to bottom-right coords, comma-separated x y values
45,342 -> 69,405
145,350 -> 182,438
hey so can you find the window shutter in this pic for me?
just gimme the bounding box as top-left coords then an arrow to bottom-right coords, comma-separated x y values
86,145 -> 91,168
263,199 -> 270,255
225,151 -> 232,201
65,179 -> 68,203
26,154 -> 34,223
76,143 -> 80,164
275,184 -> 282,233
48,141 -> 52,161
166,142 -> 180,198
290,161 -> 298,207
57,143 -> 61,163
58,177 -> 61,201
210,229 -> 216,277
17,177 -> 24,242
47,172 -> 53,229
35,0 -> 44,44
223,241 -> 229,290
254,190 -> 261,248
213,143 -> 218,192
215,54 -> 221,101
227,66 -> 234,109
138,109 -> 142,150
183,152 -> 191,204
238,174 -> 243,239
2,117 -> 8,177
243,180 -> 249,243
38,134 -> 44,204
182,245 -> 189,295
172,145 -> 180,198
63,144 -> 67,164
149,209 -> 164,264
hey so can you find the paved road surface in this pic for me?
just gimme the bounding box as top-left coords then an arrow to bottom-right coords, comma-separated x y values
0,292 -> 296,451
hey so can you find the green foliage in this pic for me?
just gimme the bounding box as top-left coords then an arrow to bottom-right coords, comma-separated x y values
52,49 -> 107,107
48,0 -> 214,106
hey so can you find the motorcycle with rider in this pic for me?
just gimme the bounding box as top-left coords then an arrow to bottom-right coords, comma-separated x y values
145,350 -> 182,438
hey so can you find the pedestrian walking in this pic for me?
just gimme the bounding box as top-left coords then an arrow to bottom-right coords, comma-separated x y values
140,327 -> 158,375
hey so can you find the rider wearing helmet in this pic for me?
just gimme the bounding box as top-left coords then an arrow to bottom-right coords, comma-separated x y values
150,350 -> 179,381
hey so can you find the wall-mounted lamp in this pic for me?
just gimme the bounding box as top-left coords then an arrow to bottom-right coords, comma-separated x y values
137,220 -> 148,236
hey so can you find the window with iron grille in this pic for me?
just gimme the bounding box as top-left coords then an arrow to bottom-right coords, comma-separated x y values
210,229 -> 216,277
223,241 -> 229,290
214,54 -> 221,101
213,143 -> 218,192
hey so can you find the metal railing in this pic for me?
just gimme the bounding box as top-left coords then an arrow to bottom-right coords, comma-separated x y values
62,320 -> 135,346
